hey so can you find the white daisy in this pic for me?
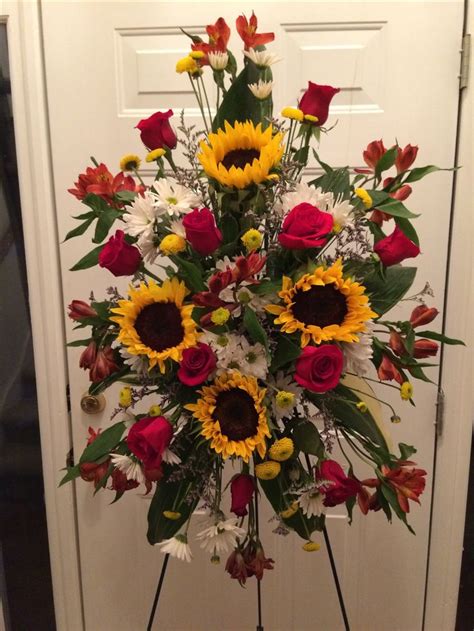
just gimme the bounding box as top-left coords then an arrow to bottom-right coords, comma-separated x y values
137,230 -> 160,264
342,324 -> 374,376
239,338 -> 268,380
151,179 -> 201,216
276,182 -> 333,216
110,453 -> 145,485
156,534 -> 193,562
169,218 -> 186,238
244,48 -> 281,68
196,518 -> 246,555
112,341 -> 149,375
162,447 -> 181,465
122,192 -> 157,239
269,372 -> 302,420
248,79 -> 274,100
208,51 -> 228,70
234,286 -> 276,315
330,194 -> 355,230
296,488 -> 326,518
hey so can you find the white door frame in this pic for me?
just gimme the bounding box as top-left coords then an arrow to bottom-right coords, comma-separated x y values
3,1 -> 471,630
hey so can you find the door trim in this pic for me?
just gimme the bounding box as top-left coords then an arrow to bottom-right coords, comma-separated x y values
6,1 -> 471,630
1,1 -> 83,630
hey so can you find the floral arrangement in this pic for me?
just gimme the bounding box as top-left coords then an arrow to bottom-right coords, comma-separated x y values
62,14 -> 462,582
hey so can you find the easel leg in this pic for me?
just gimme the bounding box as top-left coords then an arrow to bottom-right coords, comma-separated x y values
147,553 -> 170,631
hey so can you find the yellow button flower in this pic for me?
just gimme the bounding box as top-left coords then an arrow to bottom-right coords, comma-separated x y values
302,541 -> 321,552
211,307 -> 231,326
241,228 -> 263,252
146,148 -> 166,162
280,501 -> 299,519
189,50 -> 205,60
356,401 -> 368,413
281,107 -> 304,122
268,437 -> 294,462
148,404 -> 162,417
303,114 -> 319,123
119,154 -> 141,172
176,56 -> 199,74
163,510 -> 182,520
354,188 -> 373,209
160,234 -> 186,255
255,461 -> 281,480
119,386 -> 132,408
400,381 -> 414,401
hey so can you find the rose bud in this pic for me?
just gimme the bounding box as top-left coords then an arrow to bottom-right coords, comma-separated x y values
374,226 -> 420,266
98,229 -> 142,277
363,139 -> 386,170
389,331 -> 406,356
136,109 -> 177,150
127,416 -> 173,470
413,339 -> 439,358
182,207 -> 222,256
230,474 -> 255,517
316,460 -> 361,507
89,346 -> 118,383
278,203 -> 334,249
409,305 -> 439,328
68,300 -> 97,320
395,144 -> 418,174
177,343 -> 216,386
295,345 -> 344,393
298,82 -> 340,127
79,341 -> 97,370
377,355 -> 403,384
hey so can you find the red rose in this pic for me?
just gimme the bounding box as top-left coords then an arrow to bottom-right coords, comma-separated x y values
182,207 -> 222,256
98,229 -> 142,277
413,339 -> 439,358
409,305 -> 439,328
395,144 -> 418,173
279,203 -> 333,250
374,226 -> 420,266
68,300 -> 97,320
295,345 -> 343,392
298,82 -> 340,127
127,416 -> 173,469
136,110 -> 177,151
230,474 -> 255,517
177,343 -> 216,386
316,460 -> 361,507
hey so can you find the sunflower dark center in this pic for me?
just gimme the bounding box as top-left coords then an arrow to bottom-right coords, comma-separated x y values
221,149 -> 260,170
134,302 -> 184,352
291,284 -> 348,328
213,388 -> 259,441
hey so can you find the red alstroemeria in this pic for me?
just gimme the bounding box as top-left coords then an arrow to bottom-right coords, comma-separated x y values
234,252 -> 266,284
377,354 -> 403,384
409,305 -> 439,328
68,163 -> 141,203
86,426 -> 101,445
236,12 -> 274,50
395,144 -> 419,173
413,339 -> 439,358
191,17 -> 231,62
355,139 -> 386,174
110,468 -> 139,493
389,330 -> 406,357
79,341 -> 98,370
371,178 -> 413,225
382,462 -> 427,513
89,346 -> 119,383
68,299 -> 97,320
225,549 -> 249,585
242,541 -> 274,580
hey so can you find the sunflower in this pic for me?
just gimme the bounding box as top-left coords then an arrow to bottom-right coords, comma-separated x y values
197,120 -> 283,189
110,277 -> 199,373
185,371 -> 270,462
266,259 -> 377,346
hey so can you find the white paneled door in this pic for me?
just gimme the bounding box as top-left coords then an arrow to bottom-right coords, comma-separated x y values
40,2 -> 463,630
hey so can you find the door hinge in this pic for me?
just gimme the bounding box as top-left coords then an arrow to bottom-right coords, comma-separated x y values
435,388 -> 445,437
460,33 -> 471,90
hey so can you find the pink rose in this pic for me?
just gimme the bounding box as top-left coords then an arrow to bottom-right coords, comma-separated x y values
177,343 -> 216,386
98,230 -> 142,277
136,110 -> 177,150
279,203 -> 334,250
298,82 -> 340,126
316,460 -> 361,507
295,345 -> 343,392
374,226 -> 420,266
127,416 -> 173,469
182,207 -> 222,256
230,474 -> 255,517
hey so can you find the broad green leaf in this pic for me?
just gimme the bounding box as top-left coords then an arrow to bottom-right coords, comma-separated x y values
312,149 -> 332,174
170,256 -> 206,292
64,216 -> 95,241
375,145 -> 398,177
364,265 -> 417,317
243,306 -> 268,349
394,216 -> 420,246
292,420 -> 325,458
404,165 -> 441,183
70,244 -> 104,271
270,335 -> 301,371
380,483 -> 415,534
399,443 -> 417,460
376,200 -> 419,219
82,193 -> 112,214
147,475 -> 199,544
220,213 -> 240,244
309,167 -> 351,199
251,280 -> 282,296
93,208 -> 122,243
416,330 -> 465,345
67,338 -> 92,347
79,422 -> 126,464
59,465 -> 81,486
366,190 -> 390,206
115,190 -> 138,203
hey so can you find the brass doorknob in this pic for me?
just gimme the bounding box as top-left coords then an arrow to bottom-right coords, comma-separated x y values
80,393 -> 106,414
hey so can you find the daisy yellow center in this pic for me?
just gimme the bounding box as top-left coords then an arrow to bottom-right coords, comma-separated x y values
292,284 -> 348,328
166,196 -> 178,205
221,148 -> 260,170
134,302 -> 184,351
213,388 -> 258,441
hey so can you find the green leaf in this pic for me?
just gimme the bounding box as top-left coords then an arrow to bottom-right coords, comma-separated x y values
364,265 -> 417,317
225,49 -> 238,79
82,193 -> 112,214
70,244 -> 104,271
250,280 -> 281,296
292,420 -> 324,458
312,149 -> 333,174
72,211 -> 95,220
375,145 -> 398,177
93,208 -> 122,244
346,495 -> 357,525
380,483 -> 415,534
399,443 -> 416,460
115,190 -> 138,203
376,200 -> 419,219
147,476 -> 199,544
366,190 -> 391,206
220,213 -> 240,244
309,167 -> 351,199
59,465 -> 81,486
270,335 -> 301,371
394,216 -> 420,246
67,338 -> 92,347
416,330 -> 465,345
64,216 -> 95,241
404,165 -> 441,183
170,256 -> 206,292
79,422 -> 126,464
243,306 -> 268,349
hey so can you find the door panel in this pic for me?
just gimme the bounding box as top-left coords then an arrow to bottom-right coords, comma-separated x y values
41,2 -> 463,629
